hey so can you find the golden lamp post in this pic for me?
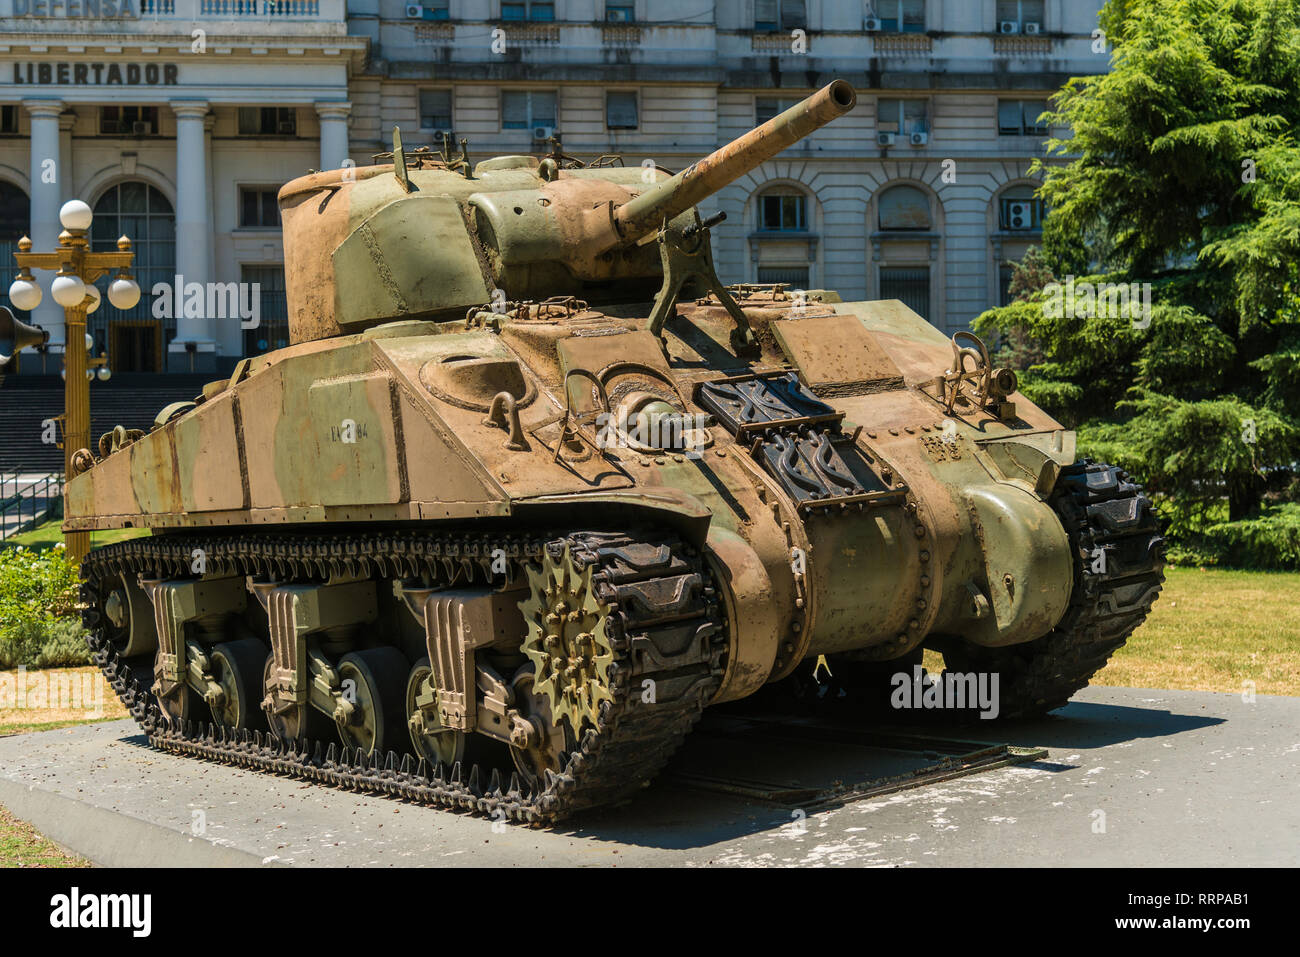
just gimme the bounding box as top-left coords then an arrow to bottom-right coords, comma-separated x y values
7,199 -> 141,564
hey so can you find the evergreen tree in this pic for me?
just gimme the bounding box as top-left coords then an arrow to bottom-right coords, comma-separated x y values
975,0 -> 1300,564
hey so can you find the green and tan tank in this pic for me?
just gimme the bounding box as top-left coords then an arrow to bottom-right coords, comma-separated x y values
54,81 -> 1163,823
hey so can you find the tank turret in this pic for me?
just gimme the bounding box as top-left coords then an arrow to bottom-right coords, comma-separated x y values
276,81 -> 857,344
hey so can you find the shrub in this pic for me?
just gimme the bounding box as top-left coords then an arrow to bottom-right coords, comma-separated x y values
0,546 -> 89,669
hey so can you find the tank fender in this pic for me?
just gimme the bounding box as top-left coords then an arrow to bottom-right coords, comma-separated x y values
958,484 -> 1073,647
705,527 -> 782,704
513,486 -> 712,548
977,430 -> 1077,497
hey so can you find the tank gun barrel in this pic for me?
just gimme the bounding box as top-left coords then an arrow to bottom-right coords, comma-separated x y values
610,80 -> 857,245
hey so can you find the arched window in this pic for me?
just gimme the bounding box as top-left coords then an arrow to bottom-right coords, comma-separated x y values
878,185 -> 930,230
998,184 -> 1045,231
92,182 -> 175,372
753,188 -> 814,288
759,190 -> 808,232
0,181 -> 30,324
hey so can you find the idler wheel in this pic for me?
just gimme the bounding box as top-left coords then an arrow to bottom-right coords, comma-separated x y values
208,639 -> 269,731
336,647 -> 409,757
405,657 -> 468,766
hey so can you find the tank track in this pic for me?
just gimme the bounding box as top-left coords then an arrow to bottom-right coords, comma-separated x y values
940,460 -> 1166,718
80,528 -> 725,825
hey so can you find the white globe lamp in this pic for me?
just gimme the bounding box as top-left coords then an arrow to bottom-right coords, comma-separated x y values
8,277 -> 42,311
51,273 -> 86,308
108,276 -> 141,310
59,199 -> 93,231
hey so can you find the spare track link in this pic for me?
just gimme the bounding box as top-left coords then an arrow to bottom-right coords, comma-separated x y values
942,460 -> 1166,718
80,529 -> 726,825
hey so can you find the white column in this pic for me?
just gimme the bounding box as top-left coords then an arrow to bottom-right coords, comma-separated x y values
315,101 -> 351,173
23,99 -> 64,348
58,111 -> 75,206
169,100 -> 215,362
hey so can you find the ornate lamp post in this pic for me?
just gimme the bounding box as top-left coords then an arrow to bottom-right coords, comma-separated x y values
8,199 -> 141,563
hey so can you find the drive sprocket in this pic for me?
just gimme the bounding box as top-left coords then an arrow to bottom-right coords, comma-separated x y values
518,543 -> 616,735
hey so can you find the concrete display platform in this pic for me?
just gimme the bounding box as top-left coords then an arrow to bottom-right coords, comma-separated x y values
1,685 -> 1296,867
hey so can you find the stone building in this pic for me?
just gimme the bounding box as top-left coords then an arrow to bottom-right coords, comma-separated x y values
0,0 -> 1107,375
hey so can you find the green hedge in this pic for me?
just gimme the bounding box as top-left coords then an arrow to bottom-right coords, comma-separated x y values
0,546 -> 91,669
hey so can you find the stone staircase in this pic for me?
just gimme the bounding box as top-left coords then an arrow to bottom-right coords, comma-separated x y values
0,374 -> 211,472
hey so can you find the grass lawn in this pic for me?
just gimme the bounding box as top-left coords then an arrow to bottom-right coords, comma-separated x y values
1093,565 -> 1300,695
0,806 -> 87,867
5,519 -> 147,550
922,565 -> 1300,696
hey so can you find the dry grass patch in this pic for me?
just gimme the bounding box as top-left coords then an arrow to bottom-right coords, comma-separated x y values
0,665 -> 126,734
1095,566 -> 1300,695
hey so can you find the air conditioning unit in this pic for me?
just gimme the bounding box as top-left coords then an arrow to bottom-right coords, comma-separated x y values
277,120 -> 295,134
1023,21 -> 1041,34
999,20 -> 1020,34
532,125 -> 555,142
131,121 -> 151,135
1006,202 -> 1034,229
863,16 -> 881,32
406,4 -> 425,18
910,130 -> 928,146
876,131 -> 896,147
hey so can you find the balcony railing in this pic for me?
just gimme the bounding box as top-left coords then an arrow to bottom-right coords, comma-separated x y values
601,24 -> 641,47
993,35 -> 1052,54
118,0 -> 340,19
752,31 -> 811,53
495,22 -> 561,45
871,33 -> 933,54
414,23 -> 456,43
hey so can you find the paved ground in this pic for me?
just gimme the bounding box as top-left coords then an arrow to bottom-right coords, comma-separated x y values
0,685 -> 1295,867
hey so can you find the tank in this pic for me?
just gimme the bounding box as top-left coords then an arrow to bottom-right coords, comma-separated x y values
54,80 -> 1163,824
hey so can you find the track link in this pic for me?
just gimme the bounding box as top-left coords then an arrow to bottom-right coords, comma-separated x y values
940,460 -> 1166,718
81,529 -> 726,825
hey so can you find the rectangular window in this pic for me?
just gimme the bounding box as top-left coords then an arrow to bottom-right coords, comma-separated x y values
502,90 -> 558,131
502,1 -> 554,20
605,91 -> 638,130
239,187 -> 281,230
876,0 -> 925,33
419,89 -> 454,132
606,3 -> 634,20
876,98 -> 927,135
756,0 -> 806,31
879,266 -> 930,317
755,97 -> 800,125
998,99 -> 1049,136
100,106 -> 160,136
996,0 -> 1044,29
238,107 -> 297,137
424,0 -> 450,18
760,194 -> 807,232
0,105 -> 17,135
758,266 -> 810,287
999,264 -> 1016,306
241,264 -> 289,358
